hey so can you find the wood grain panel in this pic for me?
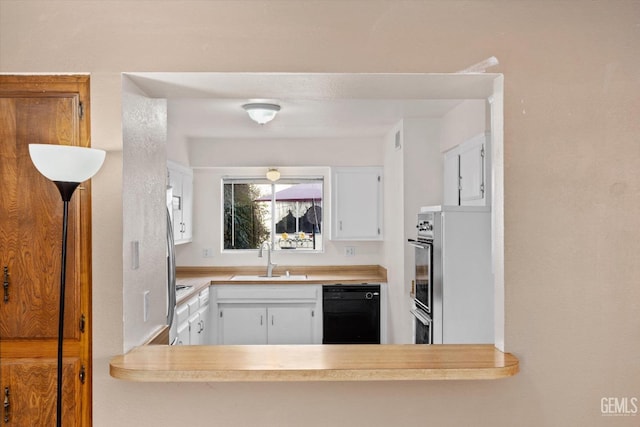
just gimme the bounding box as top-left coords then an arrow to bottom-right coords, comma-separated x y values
0,358 -> 82,426
110,344 -> 519,382
0,96 -> 81,340
0,75 -> 92,427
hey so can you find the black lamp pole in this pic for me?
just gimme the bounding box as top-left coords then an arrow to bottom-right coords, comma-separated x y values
53,181 -> 81,427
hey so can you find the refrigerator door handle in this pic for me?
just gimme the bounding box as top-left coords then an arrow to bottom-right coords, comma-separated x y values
166,208 -> 177,328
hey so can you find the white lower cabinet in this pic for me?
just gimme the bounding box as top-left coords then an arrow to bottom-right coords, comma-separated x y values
212,285 -> 322,345
176,321 -> 190,346
175,287 -> 210,345
267,306 -> 315,344
220,305 -> 268,345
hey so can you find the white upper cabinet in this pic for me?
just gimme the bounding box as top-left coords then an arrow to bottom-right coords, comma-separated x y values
167,161 -> 193,244
443,149 -> 460,206
443,133 -> 490,207
331,167 -> 383,240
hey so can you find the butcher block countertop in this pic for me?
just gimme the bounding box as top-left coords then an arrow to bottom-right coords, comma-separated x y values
110,344 -> 519,382
175,265 -> 388,304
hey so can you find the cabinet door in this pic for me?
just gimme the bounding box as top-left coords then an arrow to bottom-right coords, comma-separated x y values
459,137 -> 485,205
219,306 -> 267,345
168,162 -> 193,244
0,95 -> 82,340
188,312 -> 201,345
181,170 -> 193,242
267,306 -> 315,345
1,358 -> 82,426
176,321 -> 190,345
196,305 -> 209,345
332,167 -> 382,240
168,167 -> 184,240
443,148 -> 460,206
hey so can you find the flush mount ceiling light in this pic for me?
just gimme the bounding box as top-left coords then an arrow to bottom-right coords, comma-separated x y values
266,168 -> 281,182
242,103 -> 281,125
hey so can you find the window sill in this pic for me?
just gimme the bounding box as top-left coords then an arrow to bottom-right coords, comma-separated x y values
109,344 -> 519,382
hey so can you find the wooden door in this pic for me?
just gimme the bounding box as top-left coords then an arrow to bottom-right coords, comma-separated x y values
0,76 -> 92,426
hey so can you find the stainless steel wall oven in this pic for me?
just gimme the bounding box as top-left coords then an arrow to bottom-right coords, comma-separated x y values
408,215 -> 434,344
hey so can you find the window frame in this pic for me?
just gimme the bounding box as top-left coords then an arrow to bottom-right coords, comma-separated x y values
221,176 -> 325,253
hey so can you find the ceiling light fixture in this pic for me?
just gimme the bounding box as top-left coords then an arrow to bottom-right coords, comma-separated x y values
242,103 -> 281,125
266,168 -> 281,182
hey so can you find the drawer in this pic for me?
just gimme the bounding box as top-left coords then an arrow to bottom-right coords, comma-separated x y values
176,304 -> 189,325
215,285 -> 319,301
199,287 -> 210,306
187,295 -> 199,314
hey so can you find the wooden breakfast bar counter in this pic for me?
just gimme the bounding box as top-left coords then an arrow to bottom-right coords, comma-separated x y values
110,344 -> 519,382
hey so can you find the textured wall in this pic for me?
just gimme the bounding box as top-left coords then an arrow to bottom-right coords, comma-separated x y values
1,1 -> 639,426
121,77 -> 168,351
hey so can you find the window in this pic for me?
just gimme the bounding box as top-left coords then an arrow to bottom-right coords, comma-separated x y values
223,178 -> 323,251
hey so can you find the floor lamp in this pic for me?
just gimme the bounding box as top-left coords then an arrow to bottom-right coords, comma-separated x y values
28,144 -> 105,427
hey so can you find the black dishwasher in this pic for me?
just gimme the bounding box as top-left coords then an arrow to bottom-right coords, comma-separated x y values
322,285 -> 380,344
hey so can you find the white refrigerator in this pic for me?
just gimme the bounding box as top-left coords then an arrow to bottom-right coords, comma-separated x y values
419,205 -> 494,344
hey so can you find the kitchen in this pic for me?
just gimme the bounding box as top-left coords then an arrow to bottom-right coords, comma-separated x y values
120,72 -> 503,353
4,2 -> 634,425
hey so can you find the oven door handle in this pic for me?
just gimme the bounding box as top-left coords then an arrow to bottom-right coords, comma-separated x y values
410,309 -> 431,326
407,239 -> 431,249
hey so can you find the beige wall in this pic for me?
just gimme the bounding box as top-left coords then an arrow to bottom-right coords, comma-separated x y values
2,1 -> 639,426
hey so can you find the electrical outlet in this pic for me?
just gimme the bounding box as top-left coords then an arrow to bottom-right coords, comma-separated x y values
345,246 -> 356,257
143,291 -> 150,322
203,248 -> 213,258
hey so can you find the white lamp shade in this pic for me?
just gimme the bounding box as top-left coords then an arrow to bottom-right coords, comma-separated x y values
29,144 -> 106,183
242,103 -> 280,125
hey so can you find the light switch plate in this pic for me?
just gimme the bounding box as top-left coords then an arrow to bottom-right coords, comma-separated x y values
143,290 -> 150,322
131,240 -> 140,270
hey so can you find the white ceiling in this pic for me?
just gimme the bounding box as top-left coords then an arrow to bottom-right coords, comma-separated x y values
125,72 -> 499,139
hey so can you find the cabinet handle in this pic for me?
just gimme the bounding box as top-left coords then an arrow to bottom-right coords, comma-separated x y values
271,315 -> 274,326
339,220 -> 342,231
79,365 -> 86,385
3,387 -> 9,423
3,266 -> 9,303
260,315 -> 263,326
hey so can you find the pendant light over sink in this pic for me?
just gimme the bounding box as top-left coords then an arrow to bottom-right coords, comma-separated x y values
266,168 -> 280,182
242,102 -> 281,125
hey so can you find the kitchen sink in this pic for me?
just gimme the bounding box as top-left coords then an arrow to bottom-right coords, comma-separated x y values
230,274 -> 308,281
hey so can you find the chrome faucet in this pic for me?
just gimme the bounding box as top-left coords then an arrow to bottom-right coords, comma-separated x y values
258,241 -> 277,277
